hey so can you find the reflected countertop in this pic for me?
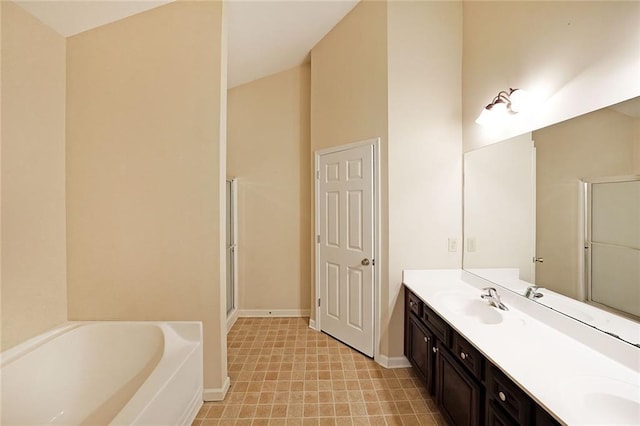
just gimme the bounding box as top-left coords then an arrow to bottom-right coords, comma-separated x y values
466,267 -> 640,346
402,269 -> 640,426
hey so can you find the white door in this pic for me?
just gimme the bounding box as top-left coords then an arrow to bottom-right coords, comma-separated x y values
317,142 -> 375,357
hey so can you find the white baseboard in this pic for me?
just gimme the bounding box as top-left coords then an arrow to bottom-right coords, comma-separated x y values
239,309 -> 310,318
376,354 -> 411,369
226,309 -> 239,333
308,318 -> 318,330
203,376 -> 230,401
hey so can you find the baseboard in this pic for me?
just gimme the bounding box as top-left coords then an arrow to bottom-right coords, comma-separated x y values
239,309 -> 310,318
308,318 -> 318,330
376,354 -> 411,369
226,309 -> 239,333
203,376 -> 230,402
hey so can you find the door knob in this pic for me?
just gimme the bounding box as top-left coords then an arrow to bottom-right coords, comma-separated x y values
533,257 -> 544,263
361,258 -> 370,266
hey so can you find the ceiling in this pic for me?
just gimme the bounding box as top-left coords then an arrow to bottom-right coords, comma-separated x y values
14,0 -> 358,88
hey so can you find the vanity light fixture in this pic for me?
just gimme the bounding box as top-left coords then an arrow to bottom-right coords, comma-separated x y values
476,88 -> 529,126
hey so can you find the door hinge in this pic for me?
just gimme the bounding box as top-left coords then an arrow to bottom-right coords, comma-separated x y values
318,298 -> 321,307
317,235 -> 320,244
316,170 -> 320,179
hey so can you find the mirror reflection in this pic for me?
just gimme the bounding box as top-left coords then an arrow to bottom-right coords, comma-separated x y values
463,96 -> 640,346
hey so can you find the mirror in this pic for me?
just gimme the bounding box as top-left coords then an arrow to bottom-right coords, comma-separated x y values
463,96 -> 640,347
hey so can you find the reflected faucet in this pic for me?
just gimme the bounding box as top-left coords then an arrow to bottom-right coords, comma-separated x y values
525,286 -> 544,299
481,287 -> 509,311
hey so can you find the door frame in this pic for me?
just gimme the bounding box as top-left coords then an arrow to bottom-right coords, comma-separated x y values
313,138 -> 381,360
226,178 -> 239,333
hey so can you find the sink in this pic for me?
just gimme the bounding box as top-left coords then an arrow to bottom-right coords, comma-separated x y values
436,291 -> 509,325
558,376 -> 640,425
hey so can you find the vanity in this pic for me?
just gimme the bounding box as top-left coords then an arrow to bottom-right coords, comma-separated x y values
412,94 -> 640,425
403,269 -> 640,426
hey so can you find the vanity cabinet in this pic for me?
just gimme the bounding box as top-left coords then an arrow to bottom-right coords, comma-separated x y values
404,287 -> 560,426
405,312 -> 434,390
404,288 -> 483,425
486,365 -> 531,425
436,340 -> 483,426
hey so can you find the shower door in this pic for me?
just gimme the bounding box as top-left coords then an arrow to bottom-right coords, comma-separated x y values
584,176 -> 640,320
226,179 -> 238,318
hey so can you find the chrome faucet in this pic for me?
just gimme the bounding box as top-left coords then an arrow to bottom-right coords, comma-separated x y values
481,287 -> 509,311
525,285 -> 544,299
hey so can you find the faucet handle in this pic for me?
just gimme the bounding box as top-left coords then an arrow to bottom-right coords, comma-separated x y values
525,285 -> 544,299
482,287 -> 498,296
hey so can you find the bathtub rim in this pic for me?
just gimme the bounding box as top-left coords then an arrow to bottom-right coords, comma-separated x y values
1,320 -> 204,425
0,321 -> 203,367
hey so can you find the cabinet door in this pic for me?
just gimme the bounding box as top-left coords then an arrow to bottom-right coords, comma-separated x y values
406,313 -> 435,391
436,342 -> 482,426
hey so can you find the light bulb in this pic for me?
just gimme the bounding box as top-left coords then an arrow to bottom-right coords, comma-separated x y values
508,89 -> 530,113
475,107 -> 494,126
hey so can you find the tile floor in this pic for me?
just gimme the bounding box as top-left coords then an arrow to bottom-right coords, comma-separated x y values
193,317 -> 445,426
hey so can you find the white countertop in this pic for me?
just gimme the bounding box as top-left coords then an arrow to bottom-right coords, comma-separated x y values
402,269 -> 640,426
466,268 -> 640,346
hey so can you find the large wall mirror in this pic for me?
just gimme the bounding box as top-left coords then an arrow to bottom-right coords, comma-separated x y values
463,96 -> 640,347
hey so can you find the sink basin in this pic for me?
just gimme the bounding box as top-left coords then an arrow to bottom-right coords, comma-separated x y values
558,376 -> 640,425
436,291 -> 508,325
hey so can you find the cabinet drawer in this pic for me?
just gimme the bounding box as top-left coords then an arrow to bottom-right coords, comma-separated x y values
487,366 -> 531,425
407,290 -> 422,318
453,332 -> 484,380
534,404 -> 561,426
422,304 -> 452,347
487,400 -> 519,426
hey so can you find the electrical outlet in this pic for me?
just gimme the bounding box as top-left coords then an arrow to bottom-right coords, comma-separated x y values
467,237 -> 476,252
448,238 -> 457,252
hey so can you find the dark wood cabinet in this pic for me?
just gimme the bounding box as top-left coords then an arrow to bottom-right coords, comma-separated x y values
487,400 -> 519,426
404,286 -> 560,426
436,341 -> 483,426
486,364 -> 531,425
406,312 -> 435,390
533,405 -> 561,426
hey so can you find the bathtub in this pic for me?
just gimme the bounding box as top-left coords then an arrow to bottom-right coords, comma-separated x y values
0,321 -> 203,425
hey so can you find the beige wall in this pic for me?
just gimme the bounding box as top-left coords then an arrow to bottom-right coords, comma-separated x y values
227,65 -> 311,313
311,0 -> 463,360
65,1 -> 227,394
385,0 -> 462,358
310,0 -> 389,329
463,1 -> 640,152
464,134 -> 535,282
1,1 -> 67,350
535,108 -> 639,298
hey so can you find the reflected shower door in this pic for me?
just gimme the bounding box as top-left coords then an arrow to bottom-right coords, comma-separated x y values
226,179 -> 238,317
585,177 -> 640,319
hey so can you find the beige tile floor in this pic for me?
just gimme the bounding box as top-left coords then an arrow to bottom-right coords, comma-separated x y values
193,317 -> 445,426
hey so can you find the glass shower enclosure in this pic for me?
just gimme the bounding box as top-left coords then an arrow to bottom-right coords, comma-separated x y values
226,178 -> 238,318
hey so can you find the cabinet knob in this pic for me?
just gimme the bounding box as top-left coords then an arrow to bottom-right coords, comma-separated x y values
460,352 -> 467,360
409,301 -> 414,307
432,347 -> 439,353
499,391 -> 506,402
424,337 -> 430,343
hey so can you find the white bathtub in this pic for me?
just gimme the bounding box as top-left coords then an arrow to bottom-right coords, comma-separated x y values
0,321 -> 203,425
